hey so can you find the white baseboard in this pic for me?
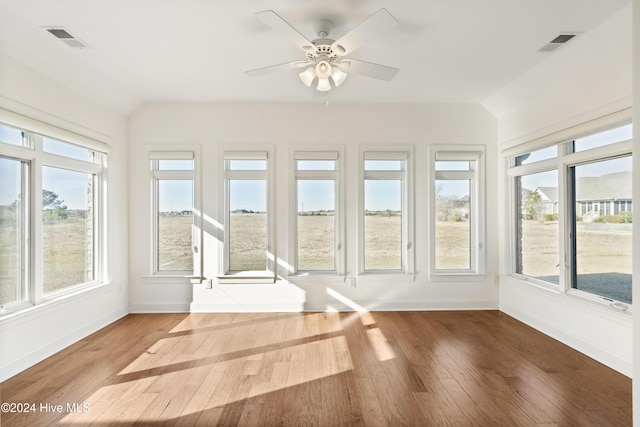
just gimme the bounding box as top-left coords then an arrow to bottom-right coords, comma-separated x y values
129,302 -> 191,313
500,302 -> 632,377
0,308 -> 128,383
190,298 -> 498,313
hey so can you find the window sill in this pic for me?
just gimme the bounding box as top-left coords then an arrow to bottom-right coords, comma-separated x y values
430,273 -> 487,283
217,272 -> 276,284
142,275 -> 197,284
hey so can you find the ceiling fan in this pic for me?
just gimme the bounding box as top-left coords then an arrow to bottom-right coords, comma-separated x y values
245,8 -> 400,92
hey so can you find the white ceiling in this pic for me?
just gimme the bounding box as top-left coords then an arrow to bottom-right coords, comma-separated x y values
0,0 -> 631,115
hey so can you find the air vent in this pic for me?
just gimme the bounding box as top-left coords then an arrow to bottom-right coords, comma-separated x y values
42,27 -> 90,49
539,32 -> 580,53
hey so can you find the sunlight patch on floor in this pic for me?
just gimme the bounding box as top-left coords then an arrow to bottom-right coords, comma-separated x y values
61,335 -> 352,424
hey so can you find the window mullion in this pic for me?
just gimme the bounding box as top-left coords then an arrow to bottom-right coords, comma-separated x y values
31,157 -> 43,305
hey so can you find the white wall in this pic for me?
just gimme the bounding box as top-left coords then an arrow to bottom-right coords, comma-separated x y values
491,6 -> 634,375
0,52 -> 129,382
128,103 -> 499,313
632,0 -> 639,422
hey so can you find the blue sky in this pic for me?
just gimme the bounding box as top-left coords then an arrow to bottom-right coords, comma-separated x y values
0,124 -> 633,212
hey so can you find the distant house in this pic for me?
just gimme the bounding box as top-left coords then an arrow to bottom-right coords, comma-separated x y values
534,186 -> 559,215
528,171 -> 632,222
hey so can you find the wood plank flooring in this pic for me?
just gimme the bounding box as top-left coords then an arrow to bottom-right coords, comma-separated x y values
0,311 -> 631,426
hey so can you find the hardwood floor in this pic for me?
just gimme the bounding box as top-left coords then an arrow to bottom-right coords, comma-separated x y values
0,311 -> 631,426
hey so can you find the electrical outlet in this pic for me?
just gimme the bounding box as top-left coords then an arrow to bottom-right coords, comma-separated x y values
204,279 -> 213,289
348,277 -> 356,288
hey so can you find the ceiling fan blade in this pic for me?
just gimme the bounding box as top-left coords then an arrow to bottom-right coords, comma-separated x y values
339,59 -> 399,81
255,10 -> 314,51
331,9 -> 398,56
245,61 -> 309,77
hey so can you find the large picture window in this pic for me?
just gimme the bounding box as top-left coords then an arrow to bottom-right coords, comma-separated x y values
150,152 -> 195,274
509,121 -> 632,305
223,151 -> 273,278
294,152 -> 339,273
432,149 -> 485,274
569,155 -> 632,304
0,117 -> 107,313
361,150 -> 413,274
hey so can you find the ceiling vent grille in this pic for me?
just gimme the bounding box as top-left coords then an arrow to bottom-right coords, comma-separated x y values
43,27 -> 90,49
539,32 -> 580,53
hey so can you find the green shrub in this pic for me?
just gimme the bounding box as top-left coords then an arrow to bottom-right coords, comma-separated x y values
544,214 -> 558,221
620,211 -> 632,223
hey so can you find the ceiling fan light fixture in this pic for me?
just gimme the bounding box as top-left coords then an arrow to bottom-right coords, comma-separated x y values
331,67 -> 348,87
316,77 -> 332,92
299,67 -> 316,87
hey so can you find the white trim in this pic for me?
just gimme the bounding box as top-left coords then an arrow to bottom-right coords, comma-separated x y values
190,298 -> 498,313
294,151 -> 339,160
0,107 -> 110,153
501,107 -> 632,157
435,151 -> 482,161
129,302 -> 191,313
223,151 -> 268,160
148,151 -> 194,160
364,151 -> 408,160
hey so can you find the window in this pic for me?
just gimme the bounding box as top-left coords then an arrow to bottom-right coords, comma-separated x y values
293,152 -> 340,273
509,121 -> 632,305
515,170 -> 560,284
42,166 -> 96,293
0,123 -> 26,147
572,123 -> 632,152
433,149 -> 485,274
223,151 -> 273,277
0,156 -> 28,308
0,116 -> 108,313
361,150 -> 413,273
569,156 -> 632,303
150,151 -> 195,274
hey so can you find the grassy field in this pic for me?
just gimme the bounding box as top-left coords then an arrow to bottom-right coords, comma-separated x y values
298,215 -> 334,271
229,213 -> 267,271
1,214 -> 633,305
520,220 -> 632,302
158,215 -> 193,271
364,215 -> 402,270
1,213 -> 93,305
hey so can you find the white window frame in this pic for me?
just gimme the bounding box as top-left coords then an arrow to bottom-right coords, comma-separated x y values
508,156 -> 561,290
0,109 -> 109,315
219,148 -> 275,283
359,147 -> 415,275
505,112 -> 633,310
149,148 -> 199,277
430,146 -> 486,278
289,149 -> 345,276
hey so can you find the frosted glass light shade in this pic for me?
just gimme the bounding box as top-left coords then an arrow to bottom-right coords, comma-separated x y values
316,78 -> 331,92
331,67 -> 347,87
299,67 -> 316,87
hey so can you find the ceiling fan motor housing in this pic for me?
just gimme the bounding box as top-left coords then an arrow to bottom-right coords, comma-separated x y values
306,39 -> 340,63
